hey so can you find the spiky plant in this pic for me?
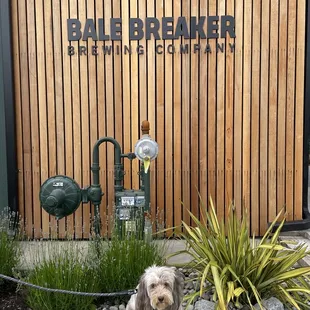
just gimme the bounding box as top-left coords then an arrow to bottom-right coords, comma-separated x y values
170,196 -> 310,309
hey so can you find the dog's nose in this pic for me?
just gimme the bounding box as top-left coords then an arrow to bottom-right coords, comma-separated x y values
158,296 -> 164,302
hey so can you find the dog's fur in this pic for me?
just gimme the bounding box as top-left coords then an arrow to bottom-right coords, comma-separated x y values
126,266 -> 184,310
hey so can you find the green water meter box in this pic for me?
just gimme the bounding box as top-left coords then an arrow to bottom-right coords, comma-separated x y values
115,190 -> 145,238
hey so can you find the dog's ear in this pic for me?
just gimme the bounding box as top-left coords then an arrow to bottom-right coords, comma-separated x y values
135,275 -> 152,310
171,270 -> 184,310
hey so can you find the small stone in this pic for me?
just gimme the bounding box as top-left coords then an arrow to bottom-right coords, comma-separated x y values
194,300 -> 216,310
189,272 -> 197,279
109,306 -> 118,310
186,281 -> 194,290
201,291 -> 211,300
119,305 -> 126,310
187,305 -> 194,310
262,297 -> 284,310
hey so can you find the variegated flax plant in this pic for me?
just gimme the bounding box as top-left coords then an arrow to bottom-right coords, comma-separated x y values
170,196 -> 310,310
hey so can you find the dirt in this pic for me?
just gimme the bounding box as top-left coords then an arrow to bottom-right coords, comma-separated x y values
0,283 -> 29,310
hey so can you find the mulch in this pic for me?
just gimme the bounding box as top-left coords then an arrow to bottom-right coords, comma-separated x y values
0,282 -> 29,310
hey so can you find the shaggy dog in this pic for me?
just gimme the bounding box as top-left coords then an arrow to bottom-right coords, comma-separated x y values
126,266 -> 184,310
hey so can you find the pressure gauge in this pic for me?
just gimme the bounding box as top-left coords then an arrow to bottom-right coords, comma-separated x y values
134,135 -> 159,162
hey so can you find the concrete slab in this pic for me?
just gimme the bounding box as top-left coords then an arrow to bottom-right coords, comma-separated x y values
17,239 -> 191,271
279,235 -> 310,267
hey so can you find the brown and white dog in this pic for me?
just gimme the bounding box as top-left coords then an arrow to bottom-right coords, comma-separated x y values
126,266 -> 184,310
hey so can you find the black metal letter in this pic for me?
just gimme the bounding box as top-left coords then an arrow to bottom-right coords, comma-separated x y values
79,46 -> 87,55
111,18 -> 122,40
156,44 -> 163,54
194,44 -> 201,53
175,17 -> 190,39
145,18 -> 160,40
129,18 -> 144,40
167,44 -> 175,54
68,45 -> 75,55
137,45 -> 144,54
204,44 -> 212,53
162,17 -> 174,39
67,19 -> 82,41
98,19 -> 110,40
82,19 -> 98,41
92,45 -> 98,55
229,43 -> 235,53
221,15 -> 236,38
190,16 -> 206,39
207,16 -> 219,39
180,44 -> 189,54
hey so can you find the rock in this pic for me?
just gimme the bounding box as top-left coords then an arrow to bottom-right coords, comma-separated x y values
119,305 -> 126,310
194,300 -> 216,310
262,297 -> 284,310
109,306 -> 118,310
253,297 -> 284,310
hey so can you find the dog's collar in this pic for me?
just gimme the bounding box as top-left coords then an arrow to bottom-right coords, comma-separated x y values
129,288 -> 138,295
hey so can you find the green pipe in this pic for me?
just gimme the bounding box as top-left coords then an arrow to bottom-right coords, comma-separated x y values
144,169 -> 150,213
92,137 -> 122,186
91,137 -> 124,236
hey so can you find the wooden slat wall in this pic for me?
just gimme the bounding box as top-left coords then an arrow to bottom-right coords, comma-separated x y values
12,0 -> 306,238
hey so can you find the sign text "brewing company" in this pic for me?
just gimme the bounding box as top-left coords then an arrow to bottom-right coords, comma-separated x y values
67,16 -> 236,56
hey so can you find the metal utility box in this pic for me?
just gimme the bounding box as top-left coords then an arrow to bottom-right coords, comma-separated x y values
115,190 -> 145,238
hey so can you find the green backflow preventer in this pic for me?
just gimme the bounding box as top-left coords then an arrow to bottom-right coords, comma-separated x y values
39,120 -> 158,239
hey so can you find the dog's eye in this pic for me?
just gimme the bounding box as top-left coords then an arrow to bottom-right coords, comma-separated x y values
150,283 -> 156,289
164,282 -> 169,287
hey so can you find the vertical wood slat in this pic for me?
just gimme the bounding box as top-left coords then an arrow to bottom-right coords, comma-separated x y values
278,0 -> 288,218
12,0 -> 306,238
53,0 -> 66,238
35,0 -> 48,237
191,0 -> 200,225
260,0 -> 270,234
79,0 -> 90,237
165,0 -> 173,233
216,0 -> 225,220
156,0 -> 165,229
173,0 -> 182,232
146,0 -> 157,227
234,0 -> 243,218
268,0 -> 279,222
96,0 -> 108,237
181,0 -> 191,226
251,0 -> 261,234
130,0 -> 140,191
208,0 -> 217,210
69,0 -> 82,238
18,0 -> 33,237
12,0 -> 25,232
105,0 -> 115,233
225,0 -> 234,215
122,0 -> 131,192
44,0 -> 58,237
295,0 -> 306,220
199,0 -> 208,218
62,0 -> 75,237
286,0 -> 297,221
86,0 -> 97,237
27,0 -> 41,239
243,0 -> 251,225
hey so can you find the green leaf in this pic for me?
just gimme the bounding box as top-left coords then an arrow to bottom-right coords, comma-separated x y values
234,287 -> 245,297
278,285 -> 300,310
246,277 -> 263,309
